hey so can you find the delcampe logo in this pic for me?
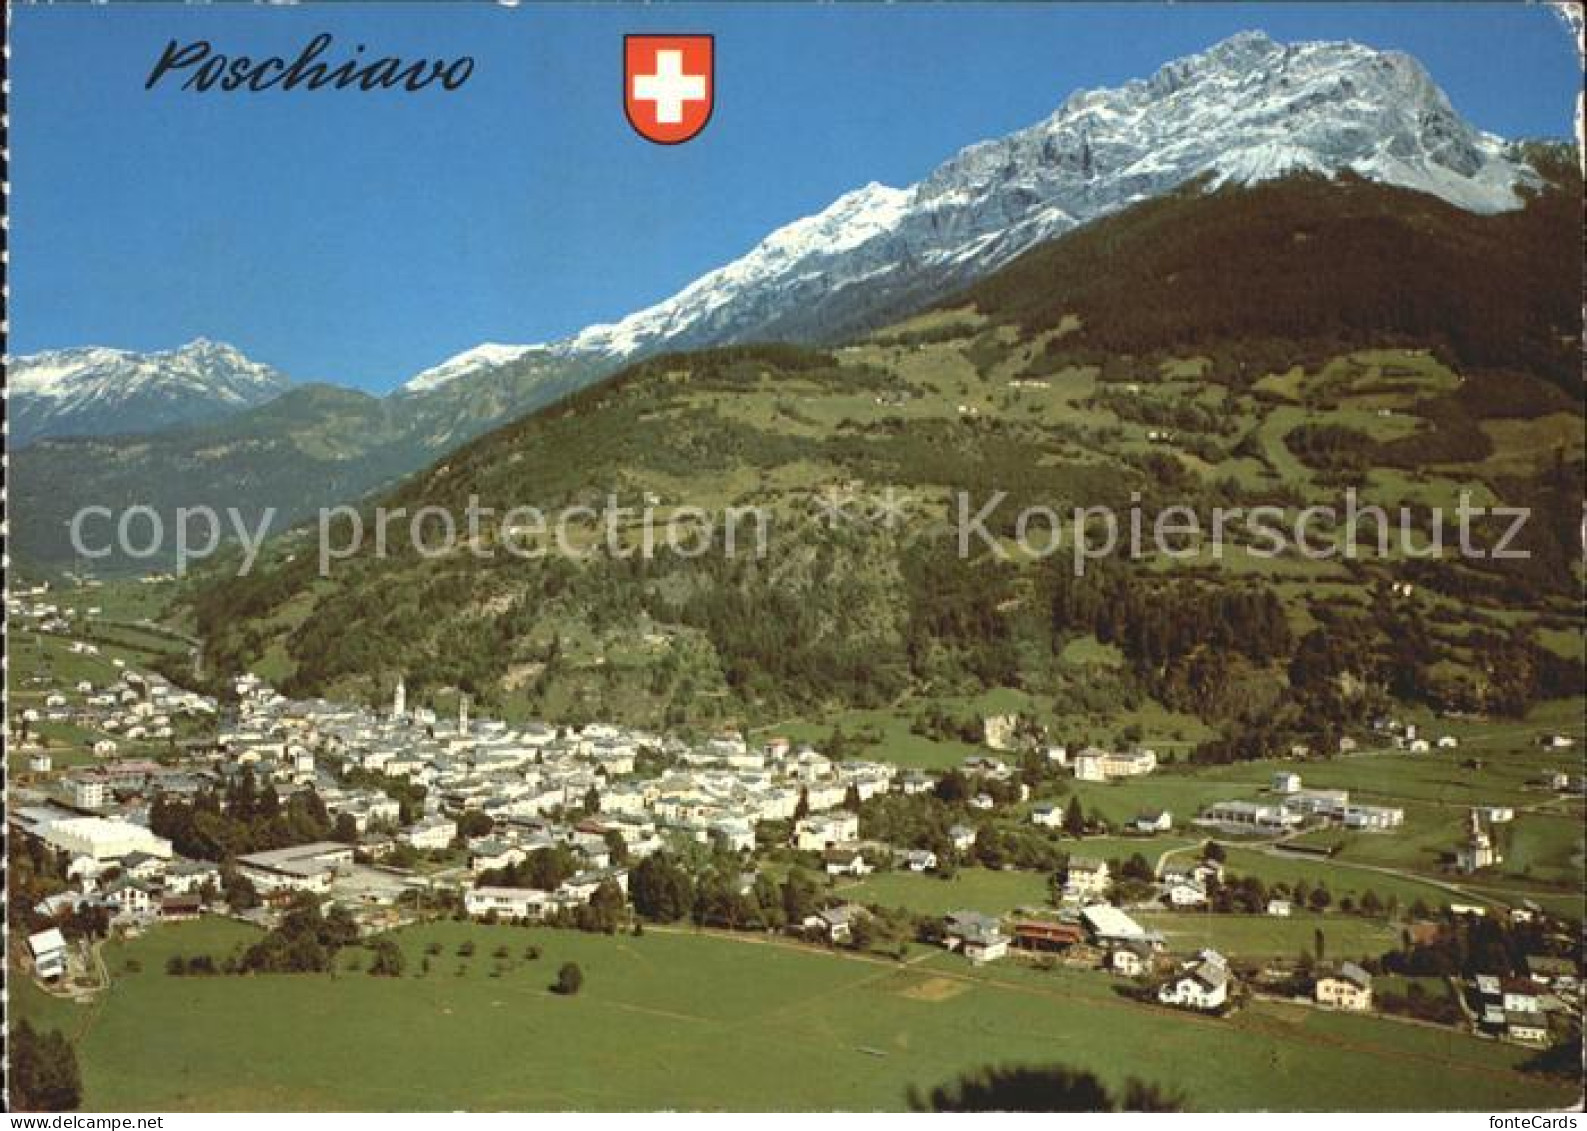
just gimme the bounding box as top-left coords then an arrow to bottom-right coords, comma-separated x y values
624,34 -> 714,144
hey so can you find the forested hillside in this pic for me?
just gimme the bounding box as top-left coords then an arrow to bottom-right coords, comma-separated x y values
186,173 -> 1584,759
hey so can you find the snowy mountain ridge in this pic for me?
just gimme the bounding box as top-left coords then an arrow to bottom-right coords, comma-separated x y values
8,339 -> 294,445
554,31 -> 1535,360
11,32 -> 1545,428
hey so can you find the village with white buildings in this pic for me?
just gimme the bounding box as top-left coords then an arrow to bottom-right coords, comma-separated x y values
7,586 -> 1583,1054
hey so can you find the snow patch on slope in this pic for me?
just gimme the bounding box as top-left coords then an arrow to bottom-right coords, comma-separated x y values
400,343 -> 546,394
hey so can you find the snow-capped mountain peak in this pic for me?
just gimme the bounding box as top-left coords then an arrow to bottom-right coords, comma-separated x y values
9,339 -> 292,446
567,181 -> 915,358
558,30 -> 1538,360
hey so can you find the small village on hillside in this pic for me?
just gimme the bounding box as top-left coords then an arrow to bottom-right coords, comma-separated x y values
9,583 -> 1583,1069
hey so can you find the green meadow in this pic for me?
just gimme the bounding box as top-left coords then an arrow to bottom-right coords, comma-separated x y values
1134,911 -> 1399,960
14,918 -> 1573,1112
834,867 -> 1055,917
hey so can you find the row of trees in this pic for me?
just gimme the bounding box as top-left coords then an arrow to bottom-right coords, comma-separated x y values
164,894 -> 360,976
1380,913 -> 1553,979
148,769 -> 339,860
476,844 -> 580,892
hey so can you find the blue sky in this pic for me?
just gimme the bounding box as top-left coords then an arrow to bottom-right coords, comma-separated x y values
10,2 -> 1580,390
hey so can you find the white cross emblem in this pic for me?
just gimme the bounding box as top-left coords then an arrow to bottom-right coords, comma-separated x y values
632,49 -> 707,125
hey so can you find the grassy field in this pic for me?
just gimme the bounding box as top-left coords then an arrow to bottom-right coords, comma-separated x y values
46,578 -> 182,625
1135,912 -> 1399,961
1215,847 -> 1465,912
775,707 -> 981,771
13,918 -> 1572,1112
1064,835 -> 1196,871
835,867 -> 1054,917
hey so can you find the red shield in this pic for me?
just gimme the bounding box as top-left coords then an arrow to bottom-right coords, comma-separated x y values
624,35 -> 714,145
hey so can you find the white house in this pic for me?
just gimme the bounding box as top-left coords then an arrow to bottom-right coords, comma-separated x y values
793,812 -> 859,852
944,911 -> 1009,964
1164,879 -> 1207,907
402,816 -> 458,852
1030,803 -> 1065,829
710,819 -> 756,853
1111,942 -> 1152,977
1315,963 -> 1374,1011
1081,903 -> 1152,946
1343,804 -> 1405,830
804,904 -> 866,945
804,782 -> 848,812
102,878 -> 156,918
28,928 -> 69,980
122,851 -> 167,883
1073,747 -> 1156,782
1133,809 -> 1173,834
72,778 -> 108,809
1158,958 -> 1229,1011
1271,772 -> 1302,794
469,841 -> 527,874
1506,1011 -> 1549,1044
465,885 -> 549,921
1201,800 -> 1300,833
164,860 -> 221,896
1284,788 -> 1351,818
898,771 -> 935,796
823,847 -> 873,878
1503,987 -> 1542,1014
1063,857 -> 1110,900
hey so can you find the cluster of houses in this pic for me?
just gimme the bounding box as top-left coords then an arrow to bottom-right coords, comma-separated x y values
17,661 -> 1001,941
1470,972 -> 1576,1046
7,584 -> 83,636
14,664 -> 215,776
7,592 -> 217,776
10,602 -> 1582,1050
1372,718 -> 1460,754
12,803 -> 219,937
940,898 -> 1236,1013
214,675 -> 929,919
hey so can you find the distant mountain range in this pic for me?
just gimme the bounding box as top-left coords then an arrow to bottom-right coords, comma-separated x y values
10,351 -> 604,570
10,339 -> 292,447
7,30 -> 1564,570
